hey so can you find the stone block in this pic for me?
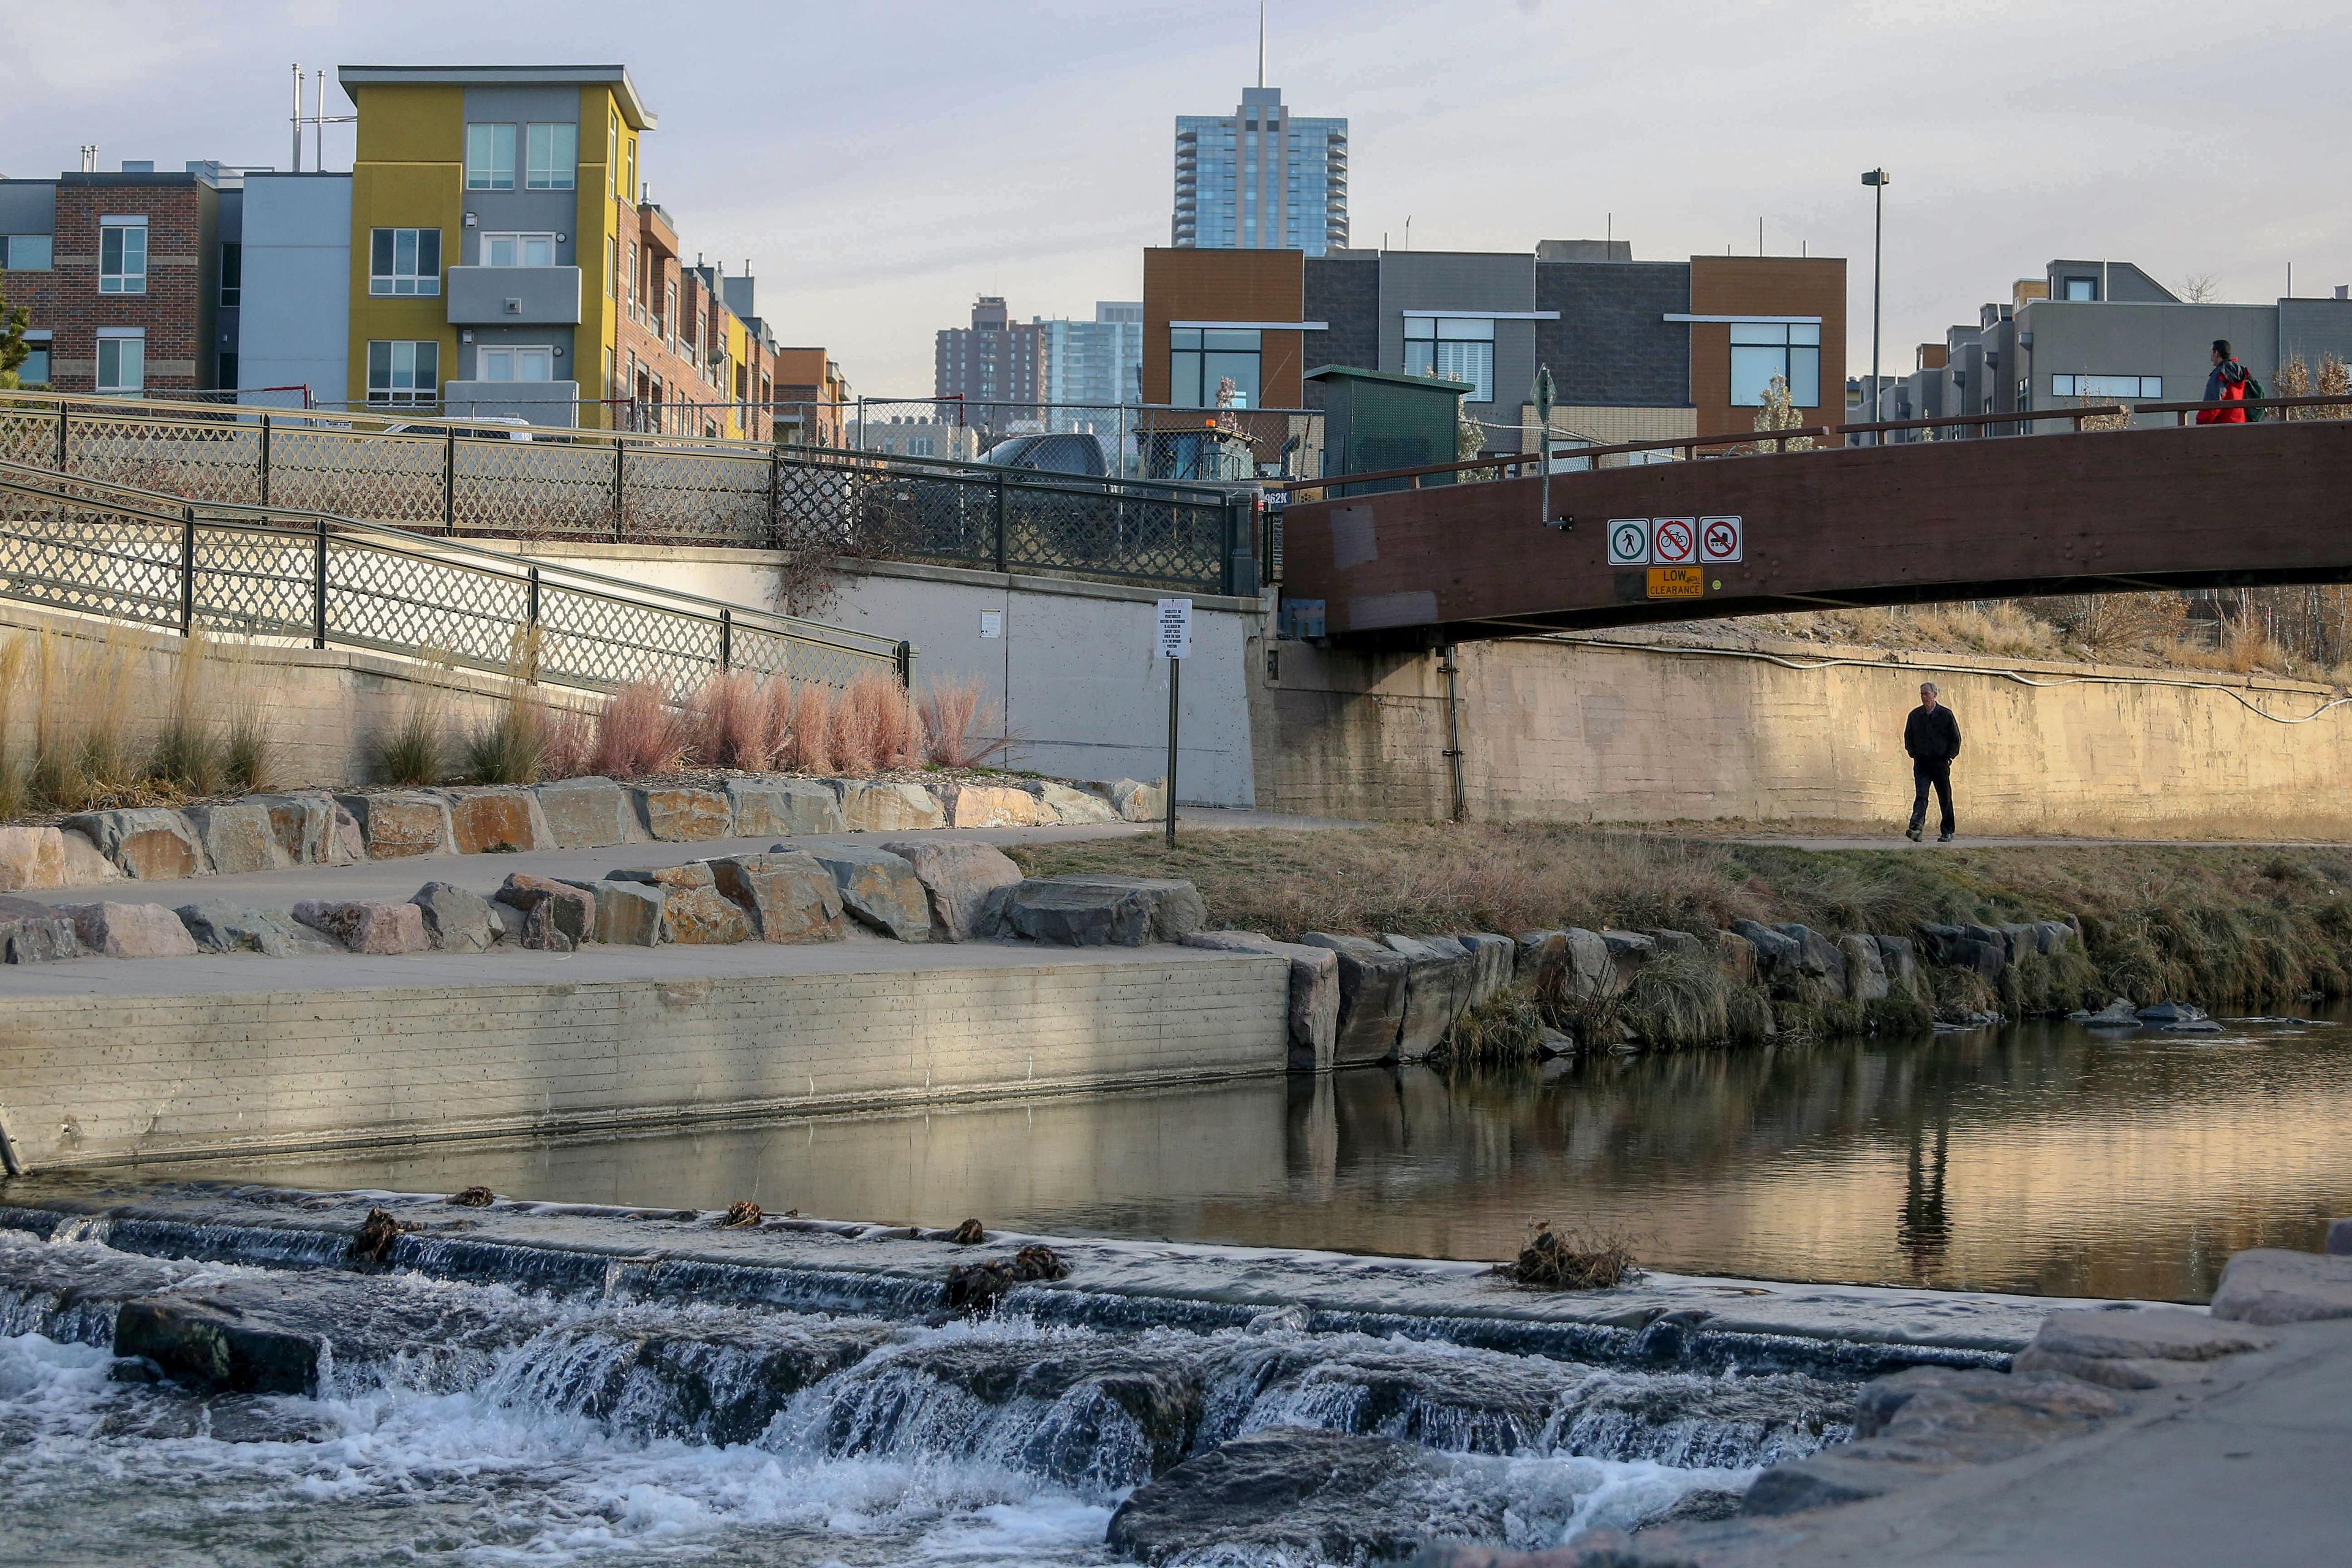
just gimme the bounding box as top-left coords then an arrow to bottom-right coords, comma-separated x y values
1381,935 -> 1479,1059
407,882 -> 502,952
661,882 -> 755,944
585,880 -> 666,946
2011,1306 -> 2273,1390
725,777 -> 843,838
1918,922 -> 2007,980
0,894 -> 81,963
0,826 -> 67,891
1005,875 -> 1206,947
534,776 -> 637,850
831,779 -> 947,832
1645,929 -> 1705,960
1559,928 -> 1616,1000
1457,932 -> 1516,1007
292,899 -> 431,956
330,804 -> 367,865
181,802 -> 286,876
521,900 -> 576,952
2209,1248 -> 2352,1325
1874,935 -> 1925,999
1512,930 -> 1568,993
709,851 -> 844,944
934,781 -> 1048,829
175,900 -> 339,957
439,787 -> 554,854
876,839 -> 1024,941
58,901 -> 200,958
1841,935 -> 1890,1002
2331,1218 -> 2351,1257
1600,929 -> 1656,979
62,809 -> 209,880
1182,930 -> 1339,1071
57,829 -> 123,884
807,846 -> 932,941
1714,930 -> 1758,986
1775,924 -> 1849,991
334,792 -> 455,861
1730,918 -> 1801,977
633,786 -> 733,843
608,861 -> 717,891
1297,933 -> 1410,1064
251,793 -> 341,866
1020,780 -> 1121,824
492,873 -> 594,947
1106,777 -> 1165,823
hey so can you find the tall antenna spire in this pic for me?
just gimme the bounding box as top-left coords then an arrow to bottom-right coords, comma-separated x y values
1257,1 -> 1265,89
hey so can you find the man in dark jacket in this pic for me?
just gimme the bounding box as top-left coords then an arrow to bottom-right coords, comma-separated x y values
1904,682 -> 1961,842
2197,339 -> 2251,425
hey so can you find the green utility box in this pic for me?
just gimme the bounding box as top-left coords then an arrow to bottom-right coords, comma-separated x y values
1306,364 -> 1469,496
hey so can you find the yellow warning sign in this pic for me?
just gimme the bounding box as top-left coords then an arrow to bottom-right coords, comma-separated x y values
1647,567 -> 1704,600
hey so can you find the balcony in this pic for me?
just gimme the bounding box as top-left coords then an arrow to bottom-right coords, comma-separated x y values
446,266 -> 583,326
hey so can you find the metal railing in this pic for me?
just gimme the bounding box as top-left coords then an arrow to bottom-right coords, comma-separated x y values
0,461 -> 910,698
0,391 -> 1255,595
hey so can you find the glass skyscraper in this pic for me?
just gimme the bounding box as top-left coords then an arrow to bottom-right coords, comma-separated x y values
1173,86 -> 1346,255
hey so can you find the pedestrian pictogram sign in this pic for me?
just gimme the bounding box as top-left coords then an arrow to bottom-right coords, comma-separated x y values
1699,514 -> 1744,564
1607,518 -> 1650,567
1649,516 -> 1697,565
1647,567 -> 1704,600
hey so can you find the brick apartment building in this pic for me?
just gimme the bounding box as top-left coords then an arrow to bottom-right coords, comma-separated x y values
935,296 -> 1046,428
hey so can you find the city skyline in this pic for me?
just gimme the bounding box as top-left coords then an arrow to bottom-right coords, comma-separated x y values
4,1 -> 2348,400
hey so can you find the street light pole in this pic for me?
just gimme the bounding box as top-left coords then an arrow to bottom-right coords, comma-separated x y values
1862,169 -> 1890,445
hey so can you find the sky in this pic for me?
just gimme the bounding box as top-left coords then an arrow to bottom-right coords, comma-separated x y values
6,0 -> 2350,396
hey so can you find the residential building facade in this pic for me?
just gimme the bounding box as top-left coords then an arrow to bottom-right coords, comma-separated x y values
1173,86 -> 1346,255
844,416 -> 980,462
1042,301 -> 1144,413
935,295 -> 1047,433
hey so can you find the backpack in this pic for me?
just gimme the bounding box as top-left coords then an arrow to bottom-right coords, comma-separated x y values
2242,371 -> 2265,420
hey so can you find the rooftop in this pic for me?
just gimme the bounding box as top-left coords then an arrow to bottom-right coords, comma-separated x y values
337,64 -> 655,129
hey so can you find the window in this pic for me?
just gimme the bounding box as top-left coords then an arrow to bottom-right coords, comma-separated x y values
482,232 -> 556,268
608,115 -> 619,197
1,234 -> 51,271
2052,373 -> 2161,399
219,241 -> 241,307
99,217 -> 146,293
95,328 -> 144,393
368,228 -> 442,296
465,123 -> 516,190
608,235 -> 618,297
366,339 -> 440,405
624,135 -> 636,202
477,345 -> 554,382
18,331 -> 50,387
908,435 -> 935,456
1728,320 -> 1822,407
217,350 -> 238,390
2062,277 -> 2097,301
1169,326 -> 1261,407
1405,317 -> 1496,402
526,123 -> 577,190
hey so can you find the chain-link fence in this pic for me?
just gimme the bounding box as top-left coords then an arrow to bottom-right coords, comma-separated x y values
848,398 -> 1325,484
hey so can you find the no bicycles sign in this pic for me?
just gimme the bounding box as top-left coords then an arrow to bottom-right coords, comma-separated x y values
1649,516 -> 1697,565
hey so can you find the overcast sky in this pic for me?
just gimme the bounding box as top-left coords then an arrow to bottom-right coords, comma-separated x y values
7,1 -> 2349,396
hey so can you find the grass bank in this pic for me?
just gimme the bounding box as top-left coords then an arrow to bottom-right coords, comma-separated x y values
1007,826 -> 2352,1016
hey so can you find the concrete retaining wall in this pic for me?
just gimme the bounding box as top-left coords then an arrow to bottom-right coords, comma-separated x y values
0,945 -> 1290,1169
1254,632 -> 2352,837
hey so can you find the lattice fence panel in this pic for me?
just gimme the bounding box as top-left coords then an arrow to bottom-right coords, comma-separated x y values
64,412 -> 263,505
728,624 -> 897,692
0,491 -> 182,627
622,447 -> 772,545
537,582 -> 721,696
268,426 -> 447,524
0,410 -> 61,467
191,526 -> 314,640
325,540 -> 532,671
451,437 -> 617,541
1005,484 -> 1225,589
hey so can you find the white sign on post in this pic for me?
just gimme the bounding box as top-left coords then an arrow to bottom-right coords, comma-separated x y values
1698,514 -> 1744,564
1607,518 -> 1651,567
1156,598 -> 1193,660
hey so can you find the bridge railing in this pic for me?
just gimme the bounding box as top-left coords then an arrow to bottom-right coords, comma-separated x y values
0,459 -> 910,698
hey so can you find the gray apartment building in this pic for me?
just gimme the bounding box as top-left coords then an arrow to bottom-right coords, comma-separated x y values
1173,85 -> 1347,255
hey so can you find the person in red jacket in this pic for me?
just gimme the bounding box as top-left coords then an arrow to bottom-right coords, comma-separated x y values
2198,339 -> 2251,424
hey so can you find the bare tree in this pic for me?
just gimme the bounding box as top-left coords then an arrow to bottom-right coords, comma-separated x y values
2178,273 -> 2223,304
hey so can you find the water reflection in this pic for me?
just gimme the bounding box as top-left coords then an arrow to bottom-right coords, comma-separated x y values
186,1015 -> 2352,1304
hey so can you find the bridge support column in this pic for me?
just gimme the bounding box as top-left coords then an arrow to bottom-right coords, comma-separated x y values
1438,643 -> 1466,823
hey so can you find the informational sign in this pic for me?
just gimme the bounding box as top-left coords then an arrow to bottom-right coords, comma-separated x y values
979,610 -> 1003,640
1698,514 -> 1744,564
1156,597 -> 1193,659
1647,567 -> 1705,600
1607,518 -> 1651,567
1649,516 -> 1698,566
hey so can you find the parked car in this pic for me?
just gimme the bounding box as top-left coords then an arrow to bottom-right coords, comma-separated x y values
978,432 -> 1106,478
383,416 -> 536,442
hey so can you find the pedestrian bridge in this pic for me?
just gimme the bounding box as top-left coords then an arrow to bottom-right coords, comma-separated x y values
1275,399 -> 2352,647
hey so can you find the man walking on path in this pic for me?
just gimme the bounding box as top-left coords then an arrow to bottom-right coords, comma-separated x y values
1905,681 -> 1961,842
2197,339 -> 2253,425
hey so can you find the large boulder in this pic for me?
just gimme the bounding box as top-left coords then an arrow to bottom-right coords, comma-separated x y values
1182,930 -> 1339,1071
708,851 -> 845,944
806,846 -> 932,941
113,1297 -> 318,1397
0,826 -> 68,892
292,899 -> 431,955
407,882 -> 502,952
633,786 -> 731,843
933,782 -> 1048,829
1841,934 -> 1890,1002
533,776 -> 637,849
1714,929 -> 1759,986
1775,924 -> 1849,992
1874,935 -> 1926,1000
832,779 -> 946,832
659,884 -> 753,944
493,873 -> 595,947
1456,932 -> 1516,1007
1729,918 -> 1801,979
62,809 -> 209,880
334,793 -> 455,861
1559,928 -> 1616,1000
2209,1249 -> 2352,1325
1005,876 -> 1205,947
0,895 -> 81,963
176,901 -> 339,957
251,792 -> 342,867
1919,922 -> 2007,979
1599,929 -> 1656,981
58,900 -> 201,958
57,829 -> 124,884
181,802 -> 285,875
1295,933 -> 1409,1064
725,777 -> 842,838
581,879 -> 665,946
877,839 -> 1023,941
2012,1306 -> 2272,1390
606,861 -> 718,891
1020,780 -> 1120,824
1381,935 -> 1480,1058
1107,778 -> 1165,823
438,787 -> 553,854
1512,930 -> 1569,994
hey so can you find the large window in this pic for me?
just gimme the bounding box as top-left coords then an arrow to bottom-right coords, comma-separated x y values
465,123 -> 516,190
99,217 -> 146,294
1405,317 -> 1495,402
1,234 -> 51,271
2062,277 -> 2097,301
366,339 -> 440,405
1169,326 -> 1261,408
96,328 -> 143,393
482,232 -> 556,268
607,114 -> 619,198
1729,320 -> 1822,407
369,228 -> 442,296
219,241 -> 241,307
19,331 -> 50,387
477,345 -> 554,382
2052,372 -> 2161,399
526,123 -> 577,190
